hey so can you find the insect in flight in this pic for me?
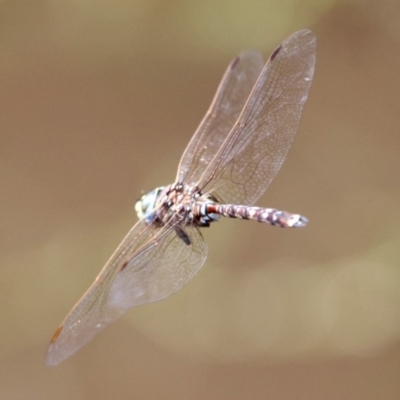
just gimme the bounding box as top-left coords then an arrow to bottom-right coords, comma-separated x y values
46,29 -> 316,366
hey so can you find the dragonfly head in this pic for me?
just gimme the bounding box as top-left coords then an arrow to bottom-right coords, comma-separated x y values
135,186 -> 165,222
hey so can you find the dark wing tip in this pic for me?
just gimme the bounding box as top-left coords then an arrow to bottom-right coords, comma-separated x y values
270,44 -> 282,62
230,55 -> 241,70
49,325 -> 63,344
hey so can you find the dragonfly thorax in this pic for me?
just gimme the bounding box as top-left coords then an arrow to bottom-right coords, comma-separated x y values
136,183 -> 220,227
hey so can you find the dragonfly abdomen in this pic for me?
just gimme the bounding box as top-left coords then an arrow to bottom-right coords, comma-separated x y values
202,203 -> 308,228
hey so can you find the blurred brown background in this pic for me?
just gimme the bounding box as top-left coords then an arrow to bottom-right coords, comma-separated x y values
1,0 -> 399,398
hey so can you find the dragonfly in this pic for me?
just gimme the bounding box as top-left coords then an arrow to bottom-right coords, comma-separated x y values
46,29 -> 316,366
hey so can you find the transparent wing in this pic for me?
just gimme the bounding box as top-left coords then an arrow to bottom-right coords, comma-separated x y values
197,30 -> 316,205
176,51 -> 264,185
46,217 -> 207,366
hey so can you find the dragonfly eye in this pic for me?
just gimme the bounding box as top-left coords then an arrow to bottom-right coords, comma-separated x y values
135,186 -> 165,220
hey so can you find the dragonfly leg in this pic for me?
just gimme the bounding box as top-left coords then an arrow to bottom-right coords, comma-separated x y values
175,226 -> 191,245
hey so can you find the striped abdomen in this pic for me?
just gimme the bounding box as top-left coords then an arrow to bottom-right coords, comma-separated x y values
199,203 -> 308,228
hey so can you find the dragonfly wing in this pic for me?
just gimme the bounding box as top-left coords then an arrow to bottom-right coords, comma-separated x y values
107,224 -> 207,309
46,217 -> 207,366
176,51 -> 264,185
197,30 -> 316,205
45,217 -> 157,366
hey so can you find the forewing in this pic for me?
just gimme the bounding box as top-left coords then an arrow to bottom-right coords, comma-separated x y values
176,51 -> 264,185
197,30 -> 316,205
46,217 -> 207,366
